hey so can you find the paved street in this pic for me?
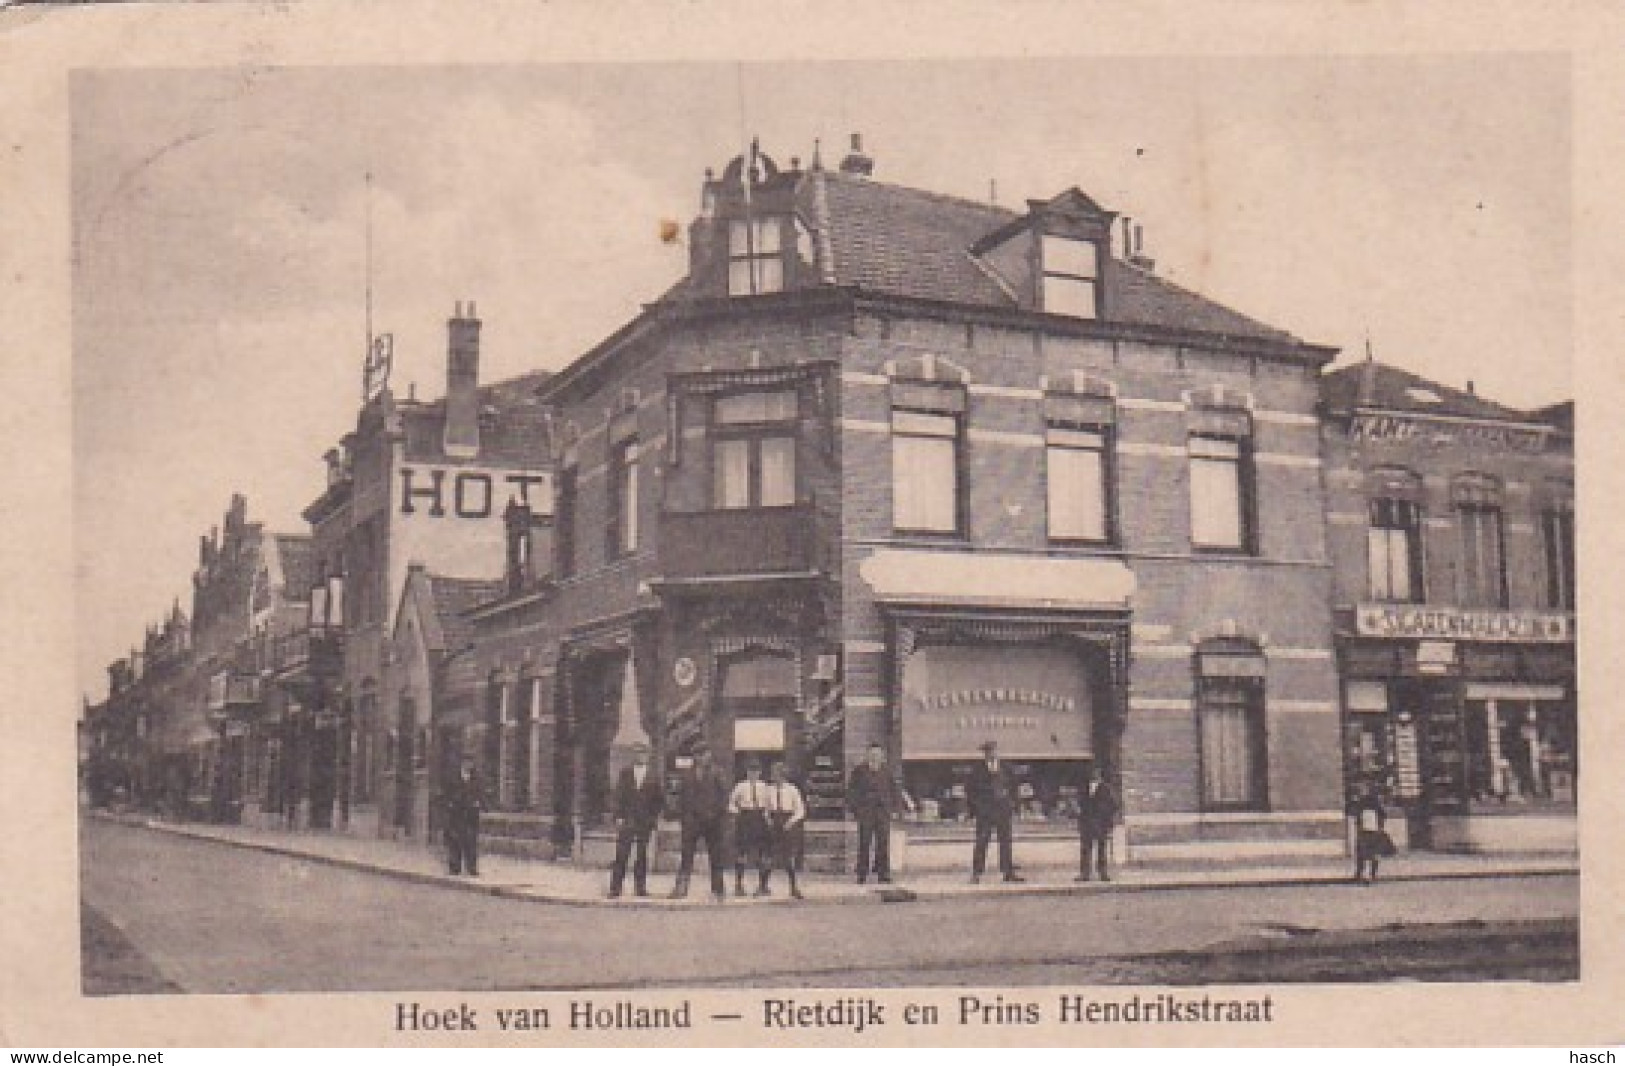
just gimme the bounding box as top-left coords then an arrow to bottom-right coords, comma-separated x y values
81,819 -> 1577,994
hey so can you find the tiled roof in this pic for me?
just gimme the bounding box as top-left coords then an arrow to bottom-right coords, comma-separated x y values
426,574 -> 504,653
814,172 -> 1021,308
273,534 -> 313,598
796,170 -> 1298,344
1532,400 -> 1573,434
401,368 -> 553,465
1322,361 -> 1534,422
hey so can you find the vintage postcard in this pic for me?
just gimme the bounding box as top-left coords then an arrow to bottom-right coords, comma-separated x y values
2,0 -> 1622,1050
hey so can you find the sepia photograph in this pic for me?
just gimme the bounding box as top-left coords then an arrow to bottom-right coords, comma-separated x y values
68,52 -> 1580,996
3,0 -> 1621,1050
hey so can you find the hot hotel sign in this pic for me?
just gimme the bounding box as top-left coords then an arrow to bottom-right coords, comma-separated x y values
1355,604 -> 1573,643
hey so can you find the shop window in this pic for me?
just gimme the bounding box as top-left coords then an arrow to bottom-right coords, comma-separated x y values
1197,644 -> 1267,811
1040,234 -> 1101,320
554,465 -> 577,578
1457,504 -> 1508,608
606,440 -> 640,558
891,409 -> 963,534
728,217 -> 784,296
1189,434 -> 1253,552
1542,505 -> 1575,610
1046,423 -> 1113,543
1368,498 -> 1424,602
711,389 -> 799,509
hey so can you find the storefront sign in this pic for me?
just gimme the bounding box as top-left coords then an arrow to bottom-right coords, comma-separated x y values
1351,413 -> 1548,454
901,644 -> 1093,758
1356,604 -> 1573,643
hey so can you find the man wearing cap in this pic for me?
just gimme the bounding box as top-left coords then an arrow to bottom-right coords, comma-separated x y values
1075,764 -> 1120,882
847,742 -> 915,884
727,757 -> 772,897
967,740 -> 1023,884
670,747 -> 731,900
443,758 -> 485,877
608,741 -> 665,898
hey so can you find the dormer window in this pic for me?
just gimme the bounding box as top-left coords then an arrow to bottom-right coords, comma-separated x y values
729,217 -> 784,296
1040,234 -> 1101,319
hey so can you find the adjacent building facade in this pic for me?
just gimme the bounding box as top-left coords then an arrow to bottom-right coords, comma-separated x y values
1322,361 -> 1576,853
301,306 -> 553,837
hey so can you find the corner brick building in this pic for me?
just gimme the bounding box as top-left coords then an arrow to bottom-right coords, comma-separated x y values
1322,361 -> 1575,853
467,138 -> 1347,868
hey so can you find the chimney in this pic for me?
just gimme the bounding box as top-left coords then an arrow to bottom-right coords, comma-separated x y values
1466,380 -> 1477,396
1124,218 -> 1155,272
839,133 -> 874,177
443,300 -> 481,458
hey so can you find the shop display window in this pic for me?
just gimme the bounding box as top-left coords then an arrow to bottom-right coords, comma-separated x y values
901,758 -> 1094,828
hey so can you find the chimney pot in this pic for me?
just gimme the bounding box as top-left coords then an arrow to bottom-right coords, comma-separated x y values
839,132 -> 874,177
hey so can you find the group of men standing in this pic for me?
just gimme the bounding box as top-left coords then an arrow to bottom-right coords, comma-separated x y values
602,738 -> 1120,898
607,744 -> 808,901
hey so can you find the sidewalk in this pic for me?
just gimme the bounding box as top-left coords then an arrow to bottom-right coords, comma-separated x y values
91,810 -> 1578,909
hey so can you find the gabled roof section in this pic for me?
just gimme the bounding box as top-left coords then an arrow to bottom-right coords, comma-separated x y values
1322,360 -> 1535,423
401,570 -> 503,655
273,534 -> 313,599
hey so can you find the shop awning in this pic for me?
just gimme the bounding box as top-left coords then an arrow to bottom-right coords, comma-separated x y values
860,550 -> 1134,612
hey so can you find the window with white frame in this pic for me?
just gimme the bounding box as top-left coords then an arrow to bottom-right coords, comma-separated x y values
891,408 -> 962,534
728,218 -> 784,296
1040,234 -> 1101,319
1189,434 -> 1251,551
607,439 -> 640,557
1368,497 -> 1424,602
712,389 -> 798,509
1046,423 -> 1111,542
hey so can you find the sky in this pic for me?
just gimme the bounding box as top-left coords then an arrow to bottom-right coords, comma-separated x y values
71,56 -> 1572,702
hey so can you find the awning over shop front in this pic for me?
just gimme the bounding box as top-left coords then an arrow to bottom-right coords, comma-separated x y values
859,550 -> 1134,612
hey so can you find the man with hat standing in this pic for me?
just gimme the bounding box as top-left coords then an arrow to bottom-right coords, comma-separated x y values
607,741 -> 664,898
727,757 -> 771,897
1075,764 -> 1120,882
670,747 -> 731,900
967,740 -> 1023,884
443,757 -> 485,877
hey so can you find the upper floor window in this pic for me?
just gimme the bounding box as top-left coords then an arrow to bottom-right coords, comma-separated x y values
729,218 -> 784,296
1542,503 -> 1575,610
1457,504 -> 1507,608
607,440 -> 640,558
1040,234 -> 1101,320
891,408 -> 963,535
1368,498 -> 1424,602
1453,474 -> 1506,608
1046,424 -> 1112,543
712,389 -> 798,509
1189,433 -> 1253,552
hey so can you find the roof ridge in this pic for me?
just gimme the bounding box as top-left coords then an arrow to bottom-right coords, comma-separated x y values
822,169 -> 1019,221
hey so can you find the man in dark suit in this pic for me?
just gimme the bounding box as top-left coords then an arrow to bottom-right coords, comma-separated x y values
670,747 -> 731,901
443,759 -> 484,877
968,740 -> 1024,884
1075,765 -> 1120,882
847,742 -> 914,884
608,741 -> 664,898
